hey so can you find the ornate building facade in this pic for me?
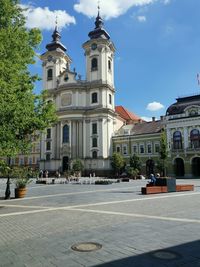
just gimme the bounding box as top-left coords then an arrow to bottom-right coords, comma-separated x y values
165,95 -> 200,178
39,11 -> 124,175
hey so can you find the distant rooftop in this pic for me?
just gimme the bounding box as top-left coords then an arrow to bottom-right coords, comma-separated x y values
115,106 -> 142,123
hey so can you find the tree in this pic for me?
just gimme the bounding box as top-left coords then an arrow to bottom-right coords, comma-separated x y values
126,154 -> 142,179
159,130 -> 168,176
72,159 -> 84,177
0,0 -> 57,198
111,152 -> 125,177
129,154 -> 142,172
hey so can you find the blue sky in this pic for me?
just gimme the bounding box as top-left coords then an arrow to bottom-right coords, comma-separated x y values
21,0 -> 200,121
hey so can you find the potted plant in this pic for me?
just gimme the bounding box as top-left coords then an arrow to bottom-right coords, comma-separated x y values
13,167 -> 32,198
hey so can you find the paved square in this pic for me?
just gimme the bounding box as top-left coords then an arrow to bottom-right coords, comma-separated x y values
0,179 -> 200,267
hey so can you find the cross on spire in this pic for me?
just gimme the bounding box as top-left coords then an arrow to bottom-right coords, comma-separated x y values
55,15 -> 58,30
97,0 -> 100,15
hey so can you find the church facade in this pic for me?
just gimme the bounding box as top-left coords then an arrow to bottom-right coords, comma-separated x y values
39,12 -> 123,175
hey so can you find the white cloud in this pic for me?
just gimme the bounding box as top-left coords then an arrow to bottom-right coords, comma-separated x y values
20,5 -> 76,30
74,0 -> 158,20
141,116 -> 152,121
163,0 -> 170,4
146,101 -> 164,111
137,15 -> 146,22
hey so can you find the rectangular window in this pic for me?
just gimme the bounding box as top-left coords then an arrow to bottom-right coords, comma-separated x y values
92,138 -> 97,147
92,123 -> 97,134
155,144 -> 160,153
147,144 -> 152,154
140,145 -> 144,154
47,128 -> 51,139
109,94 -> 112,104
92,92 -> 98,103
46,141 -> 51,151
116,146 -> 120,153
123,145 -> 128,155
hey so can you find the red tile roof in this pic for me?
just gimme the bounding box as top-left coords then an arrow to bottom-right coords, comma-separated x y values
115,106 -> 142,123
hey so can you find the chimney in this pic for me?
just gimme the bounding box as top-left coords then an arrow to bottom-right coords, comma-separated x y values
160,116 -> 164,121
152,117 -> 155,122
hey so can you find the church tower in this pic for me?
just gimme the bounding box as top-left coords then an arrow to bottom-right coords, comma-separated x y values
41,25 -> 72,90
83,7 -> 115,88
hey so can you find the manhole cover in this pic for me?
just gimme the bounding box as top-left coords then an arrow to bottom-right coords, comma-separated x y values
153,250 -> 179,260
71,242 -> 102,252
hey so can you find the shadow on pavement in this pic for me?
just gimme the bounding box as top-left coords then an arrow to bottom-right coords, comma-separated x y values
94,240 -> 200,267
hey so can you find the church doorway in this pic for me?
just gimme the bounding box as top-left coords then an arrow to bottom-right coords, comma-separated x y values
146,159 -> 155,176
62,156 -> 69,172
174,158 -> 185,177
192,157 -> 200,177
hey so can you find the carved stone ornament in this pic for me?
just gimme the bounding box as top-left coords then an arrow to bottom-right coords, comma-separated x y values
61,93 -> 72,106
61,144 -> 71,154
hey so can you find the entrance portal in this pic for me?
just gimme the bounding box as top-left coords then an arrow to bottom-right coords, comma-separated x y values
63,156 -> 69,172
192,157 -> 200,177
174,158 -> 185,177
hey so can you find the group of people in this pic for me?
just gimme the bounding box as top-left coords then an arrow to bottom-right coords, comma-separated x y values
149,173 -> 160,185
39,169 -> 49,179
39,170 -> 61,179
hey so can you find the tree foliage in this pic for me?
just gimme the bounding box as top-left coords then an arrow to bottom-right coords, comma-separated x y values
111,152 -> 125,176
129,154 -> 142,171
0,0 -> 57,157
72,159 -> 84,172
159,130 -> 168,176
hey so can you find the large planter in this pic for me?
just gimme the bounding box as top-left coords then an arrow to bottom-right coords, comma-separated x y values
15,188 -> 27,198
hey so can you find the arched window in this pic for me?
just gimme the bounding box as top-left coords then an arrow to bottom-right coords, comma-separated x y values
173,131 -> 182,149
108,60 -> 111,71
91,58 -> 98,71
63,125 -> 69,143
46,141 -> 51,151
47,69 -> 53,80
92,151 -> 97,159
190,129 -> 200,148
91,92 -> 98,103
92,138 -> 97,147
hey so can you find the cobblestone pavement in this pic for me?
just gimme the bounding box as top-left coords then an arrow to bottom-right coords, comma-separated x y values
0,179 -> 200,267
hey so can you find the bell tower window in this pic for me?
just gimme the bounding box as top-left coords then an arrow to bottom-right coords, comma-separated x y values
91,58 -> 98,71
91,92 -> 98,104
47,69 -> 53,81
108,60 -> 111,71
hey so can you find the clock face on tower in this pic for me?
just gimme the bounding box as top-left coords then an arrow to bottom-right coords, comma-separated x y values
91,43 -> 97,50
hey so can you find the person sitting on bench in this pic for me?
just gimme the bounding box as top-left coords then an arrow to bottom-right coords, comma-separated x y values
149,173 -> 156,185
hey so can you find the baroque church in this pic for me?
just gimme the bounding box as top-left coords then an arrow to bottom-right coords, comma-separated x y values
37,9 -> 200,178
0,5 -> 198,178
39,10 -> 128,175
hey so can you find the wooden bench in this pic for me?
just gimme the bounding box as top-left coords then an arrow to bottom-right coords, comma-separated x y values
141,186 -> 168,194
176,184 -> 194,192
142,184 -> 194,194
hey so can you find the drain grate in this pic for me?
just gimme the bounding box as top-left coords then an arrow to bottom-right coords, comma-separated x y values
71,242 -> 102,252
152,250 -> 180,260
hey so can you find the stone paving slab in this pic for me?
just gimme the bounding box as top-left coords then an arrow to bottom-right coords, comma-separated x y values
0,179 -> 200,266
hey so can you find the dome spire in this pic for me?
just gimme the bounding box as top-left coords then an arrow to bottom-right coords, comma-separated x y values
46,16 -> 67,52
88,1 -> 110,40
